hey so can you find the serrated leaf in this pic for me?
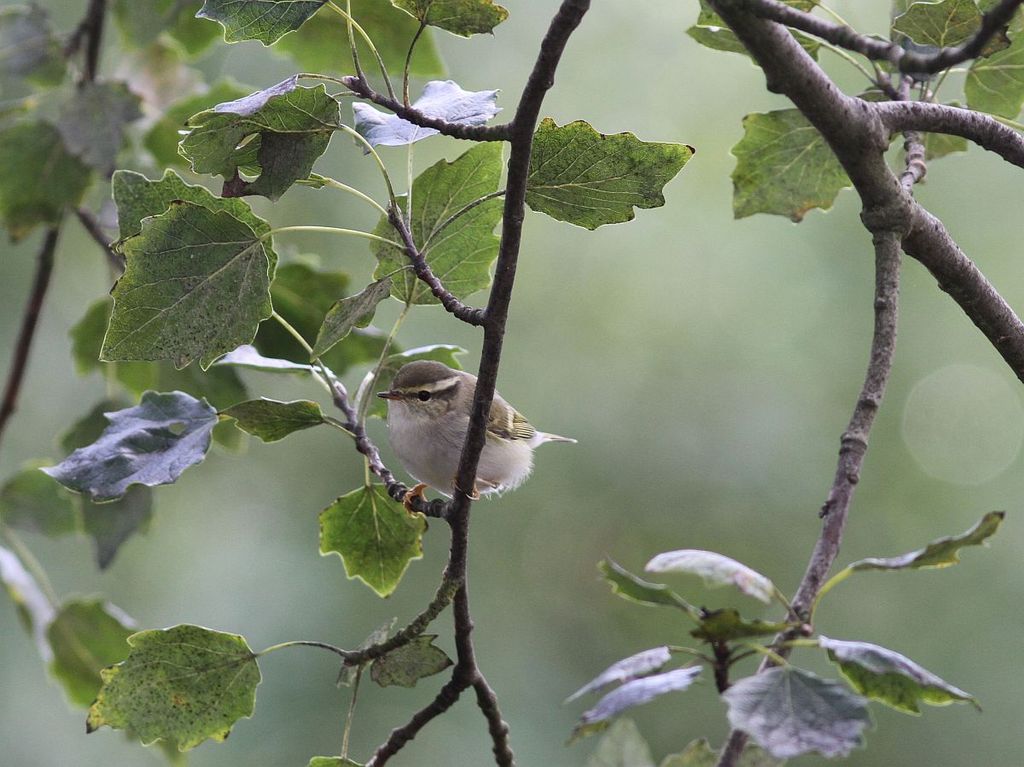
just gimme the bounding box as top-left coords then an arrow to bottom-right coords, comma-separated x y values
313,277 -> 393,359
222,398 -> 325,442
645,549 -> 775,604
372,142 -> 502,303
0,121 -> 91,240
0,544 -> 55,660
82,486 -> 154,570
850,511 -> 1003,572
731,108 -> 850,222
357,344 -> 465,419
370,634 -> 452,687
892,0 -> 981,48
661,739 -> 779,767
47,599 -> 134,708
198,0 -> 326,44
87,624 -> 261,750
144,80 -> 251,168
215,344 -> 316,374
393,0 -> 508,36
0,463 -> 78,537
277,0 -> 444,78
820,636 -> 978,714
42,392 -> 218,502
352,79 -> 500,148
56,81 -> 143,174
585,719 -> 655,767
966,33 -> 1024,117
181,76 -> 339,199
574,667 -> 702,738
598,559 -> 698,615
525,119 -> 692,230
0,4 -> 65,85
567,647 -> 672,703
102,202 -> 273,369
723,667 -> 871,760
319,484 -> 427,597
690,609 -> 790,643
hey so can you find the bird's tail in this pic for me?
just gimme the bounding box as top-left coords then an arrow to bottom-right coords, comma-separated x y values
538,432 -> 577,444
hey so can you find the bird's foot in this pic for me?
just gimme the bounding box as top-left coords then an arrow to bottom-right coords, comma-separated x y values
403,483 -> 428,513
452,478 -> 481,501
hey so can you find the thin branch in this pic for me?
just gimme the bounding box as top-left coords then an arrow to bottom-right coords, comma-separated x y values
79,0 -> 107,83
75,208 -> 123,272
364,677 -> 465,767
900,130 -> 927,189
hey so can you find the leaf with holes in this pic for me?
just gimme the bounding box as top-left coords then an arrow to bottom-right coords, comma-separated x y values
56,82 -> 142,174
222,399 -> 326,442
567,647 -> 672,703
645,549 -> 775,604
598,559 -> 698,615
313,277 -> 393,360
393,0 -> 508,36
358,344 -> 466,420
892,0 -> 981,48
574,667 -> 702,739
86,624 -> 261,750
372,142 -> 503,303
525,119 -> 692,230
319,485 -> 427,597
197,0 -> 326,44
0,4 -> 65,85
370,635 -> 452,687
42,391 -> 218,502
966,33 -> 1024,117
48,599 -> 135,708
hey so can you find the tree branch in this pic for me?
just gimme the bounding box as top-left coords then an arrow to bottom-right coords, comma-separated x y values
364,676 -> 466,767
75,208 -> 123,272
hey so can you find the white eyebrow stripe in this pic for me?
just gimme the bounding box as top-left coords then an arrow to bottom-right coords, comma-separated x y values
404,376 -> 462,393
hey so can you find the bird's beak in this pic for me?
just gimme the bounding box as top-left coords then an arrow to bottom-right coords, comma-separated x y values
377,390 -> 401,400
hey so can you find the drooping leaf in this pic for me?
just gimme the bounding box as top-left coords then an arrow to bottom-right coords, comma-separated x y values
352,79 -> 500,148
0,463 -> 78,537
0,545 -> 55,660
892,0 -> 981,48
0,121 -> 91,240
42,391 -> 219,502
966,33 -> 1024,117
0,4 -> 65,85
585,719 -> 655,767
722,667 -> 871,760
598,559 -> 698,615
372,142 -> 503,303
277,0 -> 444,78
731,108 -> 850,222
392,0 -> 508,36
222,398 -> 326,442
661,739 -> 780,767
567,647 -> 672,703
339,619 -> 396,686
575,667 -> 702,738
197,0 -> 326,44
358,344 -> 466,419
525,119 -> 692,230
319,484 -> 427,597
690,609 -> 790,643
687,0 -> 820,59
370,635 -> 452,687
820,636 -> 979,713
86,624 -> 261,750
47,599 -> 134,708
850,511 -> 1003,573
313,277 -> 393,359
56,81 -> 143,174
144,80 -> 251,168
215,344 -> 317,374
81,487 -> 154,570
645,549 -> 775,604
102,201 -> 273,369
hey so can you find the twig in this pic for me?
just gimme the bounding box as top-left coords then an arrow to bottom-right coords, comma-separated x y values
75,208 -> 123,272
364,677 -> 465,766
78,0 -> 107,84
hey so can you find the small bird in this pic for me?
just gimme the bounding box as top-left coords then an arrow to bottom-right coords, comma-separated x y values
378,360 -> 576,502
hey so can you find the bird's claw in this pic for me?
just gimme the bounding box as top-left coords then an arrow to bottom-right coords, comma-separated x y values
403,483 -> 428,513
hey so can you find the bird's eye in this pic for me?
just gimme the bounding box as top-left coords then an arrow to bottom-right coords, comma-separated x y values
417,390 -> 432,401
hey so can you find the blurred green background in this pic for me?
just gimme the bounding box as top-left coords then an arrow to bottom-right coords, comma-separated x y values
1,1 -> 1022,765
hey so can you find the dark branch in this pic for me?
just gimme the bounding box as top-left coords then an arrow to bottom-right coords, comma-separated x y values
79,0 -> 107,83
75,208 -> 123,272
364,676 -> 466,767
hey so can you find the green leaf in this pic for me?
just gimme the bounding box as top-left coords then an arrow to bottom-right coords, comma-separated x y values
144,80 -> 251,168
0,463 -> 78,537
690,609 -> 790,643
47,599 -> 134,708
923,128 -> 968,160
353,79 -> 500,148
966,33 -> 1024,117
308,758 -> 363,767
525,118 -> 692,230
113,0 -> 219,55
197,0 -> 326,44
370,634 -> 452,687
393,0 -> 508,36
42,391 -> 219,502
567,647 -> 672,703
598,559 -> 698,614
60,399 -> 128,455
892,0 -> 981,48
722,667 -> 871,759
0,4 -> 65,85
82,486 -> 154,570
820,636 -> 978,714
87,624 -> 261,750
0,121 -> 91,240
357,344 -> 465,419
731,108 -> 850,222
56,81 -> 143,174
661,739 -> 780,767
585,719 -> 655,767
850,511 -> 1003,572
215,344 -> 316,374
574,667 -> 702,739
181,76 -> 340,199
339,619 -> 395,686
102,201 -> 273,369
319,484 -> 427,597
222,398 -> 326,442
372,142 -> 503,303
276,0 -> 444,78
687,0 -> 820,59
0,544 -> 55,659
313,277 -> 393,360
645,549 -> 775,604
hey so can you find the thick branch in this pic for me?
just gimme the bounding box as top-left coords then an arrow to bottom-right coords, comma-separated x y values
79,0 -> 107,83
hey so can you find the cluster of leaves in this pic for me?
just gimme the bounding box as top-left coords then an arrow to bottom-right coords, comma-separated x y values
569,513 -> 1003,764
686,0 -> 1024,221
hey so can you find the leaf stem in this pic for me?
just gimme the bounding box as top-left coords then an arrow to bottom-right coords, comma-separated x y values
1,526 -> 59,608
667,645 -> 716,664
736,641 -> 789,668
356,302 -> 411,424
258,639 -> 350,659
326,0 -> 398,102
296,72 -> 357,88
818,41 -> 876,85
403,22 -> 427,107
809,565 -> 854,617
334,123 -> 399,206
316,175 -> 390,216
263,225 -> 402,250
342,667 -> 362,758
270,311 -> 314,356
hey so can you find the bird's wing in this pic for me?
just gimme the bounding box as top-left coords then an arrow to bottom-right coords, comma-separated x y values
486,397 -> 537,441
